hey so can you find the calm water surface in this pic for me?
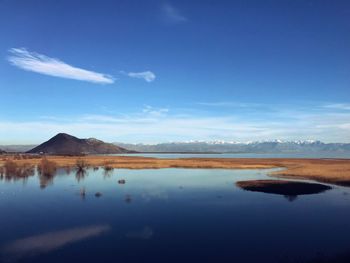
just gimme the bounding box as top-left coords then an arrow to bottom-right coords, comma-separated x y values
1,168 -> 350,263
111,152 -> 350,159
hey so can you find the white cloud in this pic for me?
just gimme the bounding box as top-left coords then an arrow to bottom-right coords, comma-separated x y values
142,105 -> 168,117
8,48 -> 114,84
126,71 -> 156,82
1,106 -> 350,144
197,102 -> 264,108
324,103 -> 350,111
1,103 -> 350,144
162,3 -> 187,24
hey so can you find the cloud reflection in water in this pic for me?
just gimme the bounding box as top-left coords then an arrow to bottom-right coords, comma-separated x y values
1,224 -> 111,261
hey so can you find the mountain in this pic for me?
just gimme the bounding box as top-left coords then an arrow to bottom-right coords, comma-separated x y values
0,145 -> 36,153
114,140 -> 350,154
27,133 -> 133,155
0,149 -> 6,154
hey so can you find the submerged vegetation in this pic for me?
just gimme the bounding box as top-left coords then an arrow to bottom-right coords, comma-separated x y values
37,158 -> 57,177
36,158 -> 58,188
0,159 -> 35,181
75,159 -> 89,172
103,161 -> 114,171
75,159 -> 89,182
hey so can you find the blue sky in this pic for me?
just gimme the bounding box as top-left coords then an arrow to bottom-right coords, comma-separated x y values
0,0 -> 349,144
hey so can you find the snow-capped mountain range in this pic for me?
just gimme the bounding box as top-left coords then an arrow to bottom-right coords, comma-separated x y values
114,140 -> 350,153
2,140 -> 350,154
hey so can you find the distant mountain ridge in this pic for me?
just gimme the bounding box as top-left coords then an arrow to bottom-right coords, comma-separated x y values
27,133 -> 132,155
3,139 -> 350,154
114,140 -> 350,153
0,145 -> 36,153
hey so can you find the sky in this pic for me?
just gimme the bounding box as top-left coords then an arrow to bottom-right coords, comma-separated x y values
0,0 -> 349,144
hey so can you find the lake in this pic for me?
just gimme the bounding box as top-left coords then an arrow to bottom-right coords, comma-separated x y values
109,152 -> 350,159
1,167 -> 350,263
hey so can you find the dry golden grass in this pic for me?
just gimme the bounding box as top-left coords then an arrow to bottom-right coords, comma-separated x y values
1,155 -> 350,186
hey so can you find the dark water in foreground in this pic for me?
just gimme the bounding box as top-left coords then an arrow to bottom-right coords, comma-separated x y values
1,168 -> 350,263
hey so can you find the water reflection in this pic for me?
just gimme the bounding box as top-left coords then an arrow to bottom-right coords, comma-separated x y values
0,168 -> 349,263
102,162 -> 114,178
0,161 -> 35,183
0,165 -> 335,201
1,225 -> 110,261
284,195 -> 298,202
80,187 -> 86,199
38,173 -> 55,189
236,180 -> 332,202
125,194 -> 132,203
75,169 -> 88,182
126,226 -> 154,240
0,162 -> 92,188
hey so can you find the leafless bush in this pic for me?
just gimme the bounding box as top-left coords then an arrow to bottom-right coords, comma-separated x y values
37,158 -> 57,177
16,163 -> 35,177
0,167 -> 4,178
103,161 -> 114,171
76,159 -> 89,172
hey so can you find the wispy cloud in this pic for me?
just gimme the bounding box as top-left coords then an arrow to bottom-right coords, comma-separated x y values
162,3 -> 187,24
197,102 -> 263,108
8,48 -> 114,84
142,105 -> 168,117
324,103 -> 350,111
125,71 -> 156,82
1,103 -> 350,144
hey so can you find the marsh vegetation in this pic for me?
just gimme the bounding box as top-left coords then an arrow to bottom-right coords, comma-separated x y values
1,155 -> 350,186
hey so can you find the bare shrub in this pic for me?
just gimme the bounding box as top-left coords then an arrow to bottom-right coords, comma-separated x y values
37,158 -> 57,177
103,161 -> 114,171
75,159 -> 89,182
76,159 -> 89,171
16,163 -> 35,177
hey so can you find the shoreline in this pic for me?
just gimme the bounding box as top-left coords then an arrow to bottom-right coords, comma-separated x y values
1,155 -> 350,187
